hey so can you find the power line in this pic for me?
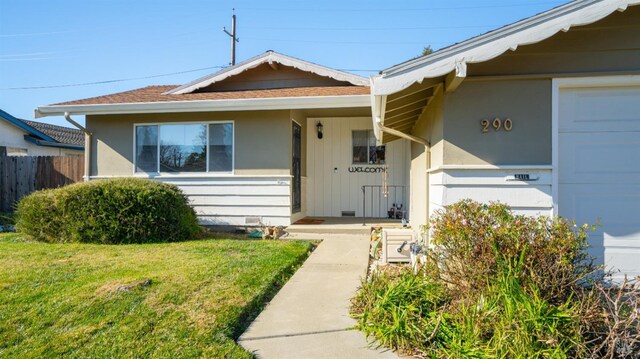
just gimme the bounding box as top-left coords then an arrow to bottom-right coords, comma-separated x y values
0,65 -> 227,91
0,51 -> 59,58
243,37 -> 449,45
0,30 -> 73,38
1,64 -> 382,91
243,24 -> 502,31
239,1 -> 565,12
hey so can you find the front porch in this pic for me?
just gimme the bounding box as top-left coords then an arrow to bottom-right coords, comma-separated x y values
287,216 -> 405,236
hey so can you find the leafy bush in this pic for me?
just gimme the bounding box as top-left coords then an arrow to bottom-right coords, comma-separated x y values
16,178 -> 200,244
429,200 -> 596,304
352,200 -> 640,358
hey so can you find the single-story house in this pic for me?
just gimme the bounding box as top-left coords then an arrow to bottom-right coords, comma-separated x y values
371,0 -> 640,280
0,109 -> 84,156
35,0 -> 639,280
35,51 -> 411,226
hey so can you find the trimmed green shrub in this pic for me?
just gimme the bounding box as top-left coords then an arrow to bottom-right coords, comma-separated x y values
16,178 -> 200,244
352,200 -> 640,358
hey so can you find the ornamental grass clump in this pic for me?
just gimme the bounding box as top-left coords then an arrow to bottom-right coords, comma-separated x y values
16,178 -> 200,244
352,200 -> 640,358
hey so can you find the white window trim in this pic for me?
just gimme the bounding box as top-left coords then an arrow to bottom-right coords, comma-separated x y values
352,129 -> 386,166
132,120 -> 235,177
551,74 -> 640,216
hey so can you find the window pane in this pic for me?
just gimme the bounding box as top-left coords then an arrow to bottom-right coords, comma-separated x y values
209,123 -> 233,172
352,130 -> 369,164
367,130 -> 385,164
135,125 -> 158,173
369,145 -> 386,164
159,124 -> 206,172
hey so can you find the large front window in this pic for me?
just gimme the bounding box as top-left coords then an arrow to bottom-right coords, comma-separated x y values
135,122 -> 233,173
352,130 -> 385,165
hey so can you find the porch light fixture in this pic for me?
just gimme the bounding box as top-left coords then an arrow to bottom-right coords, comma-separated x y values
316,121 -> 323,139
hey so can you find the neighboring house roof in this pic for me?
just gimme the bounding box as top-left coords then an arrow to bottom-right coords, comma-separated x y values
0,109 -> 84,150
373,0 -> 640,95
166,51 -> 369,94
36,51 -> 371,118
21,119 -> 84,146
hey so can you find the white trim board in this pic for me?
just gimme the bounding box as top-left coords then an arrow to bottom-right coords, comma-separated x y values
427,164 -> 553,173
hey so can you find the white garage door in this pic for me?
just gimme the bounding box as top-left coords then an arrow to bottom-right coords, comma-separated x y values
558,80 -> 640,281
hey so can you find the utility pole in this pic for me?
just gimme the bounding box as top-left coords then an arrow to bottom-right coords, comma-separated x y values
223,9 -> 239,65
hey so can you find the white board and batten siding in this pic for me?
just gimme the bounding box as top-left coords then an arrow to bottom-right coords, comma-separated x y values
428,166 -> 553,218
159,176 -> 293,226
306,117 -> 410,218
555,76 -> 640,281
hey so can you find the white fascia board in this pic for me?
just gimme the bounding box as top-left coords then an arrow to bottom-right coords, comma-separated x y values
35,95 -> 371,118
373,0 -> 639,96
167,52 -> 369,94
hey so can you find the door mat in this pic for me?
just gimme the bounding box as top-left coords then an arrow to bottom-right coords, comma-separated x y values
294,218 -> 325,225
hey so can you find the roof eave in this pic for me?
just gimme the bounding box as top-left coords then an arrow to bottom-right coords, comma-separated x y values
35,95 -> 372,118
374,0 -> 640,96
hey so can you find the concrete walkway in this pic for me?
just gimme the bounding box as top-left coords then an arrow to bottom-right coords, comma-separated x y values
238,233 -> 398,359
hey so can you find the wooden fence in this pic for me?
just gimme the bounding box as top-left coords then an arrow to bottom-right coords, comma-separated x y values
0,147 -> 84,212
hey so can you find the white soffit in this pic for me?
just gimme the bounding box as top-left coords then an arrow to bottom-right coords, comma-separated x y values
166,51 -> 369,95
372,0 -> 640,96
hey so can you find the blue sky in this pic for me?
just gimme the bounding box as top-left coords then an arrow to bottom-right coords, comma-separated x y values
0,0 -> 567,127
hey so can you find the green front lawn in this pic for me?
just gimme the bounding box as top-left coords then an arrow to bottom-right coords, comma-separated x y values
0,233 -> 313,358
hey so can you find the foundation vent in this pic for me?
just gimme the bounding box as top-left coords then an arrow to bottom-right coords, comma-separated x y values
341,211 -> 356,217
245,216 -> 262,225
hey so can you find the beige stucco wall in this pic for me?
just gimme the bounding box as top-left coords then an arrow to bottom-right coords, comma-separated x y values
86,110 -> 292,177
86,107 -> 372,178
439,5 -> 639,166
442,79 -> 551,165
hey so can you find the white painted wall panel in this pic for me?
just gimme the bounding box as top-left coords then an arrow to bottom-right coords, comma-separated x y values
428,167 -> 554,220
154,176 -> 292,226
178,184 -> 291,196
306,117 -> 410,217
188,195 -> 290,206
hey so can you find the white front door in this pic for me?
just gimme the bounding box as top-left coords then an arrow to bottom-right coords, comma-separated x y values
306,117 -> 409,218
557,78 -> 640,280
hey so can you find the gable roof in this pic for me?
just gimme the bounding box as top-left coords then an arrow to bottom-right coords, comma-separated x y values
0,109 -> 84,149
36,51 -> 371,118
166,51 -> 370,95
373,0 -> 640,95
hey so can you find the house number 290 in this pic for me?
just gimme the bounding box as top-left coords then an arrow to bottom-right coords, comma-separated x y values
481,118 -> 513,133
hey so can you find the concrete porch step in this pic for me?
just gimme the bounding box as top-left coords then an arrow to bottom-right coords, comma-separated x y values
285,217 -> 405,237
285,225 -> 371,236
